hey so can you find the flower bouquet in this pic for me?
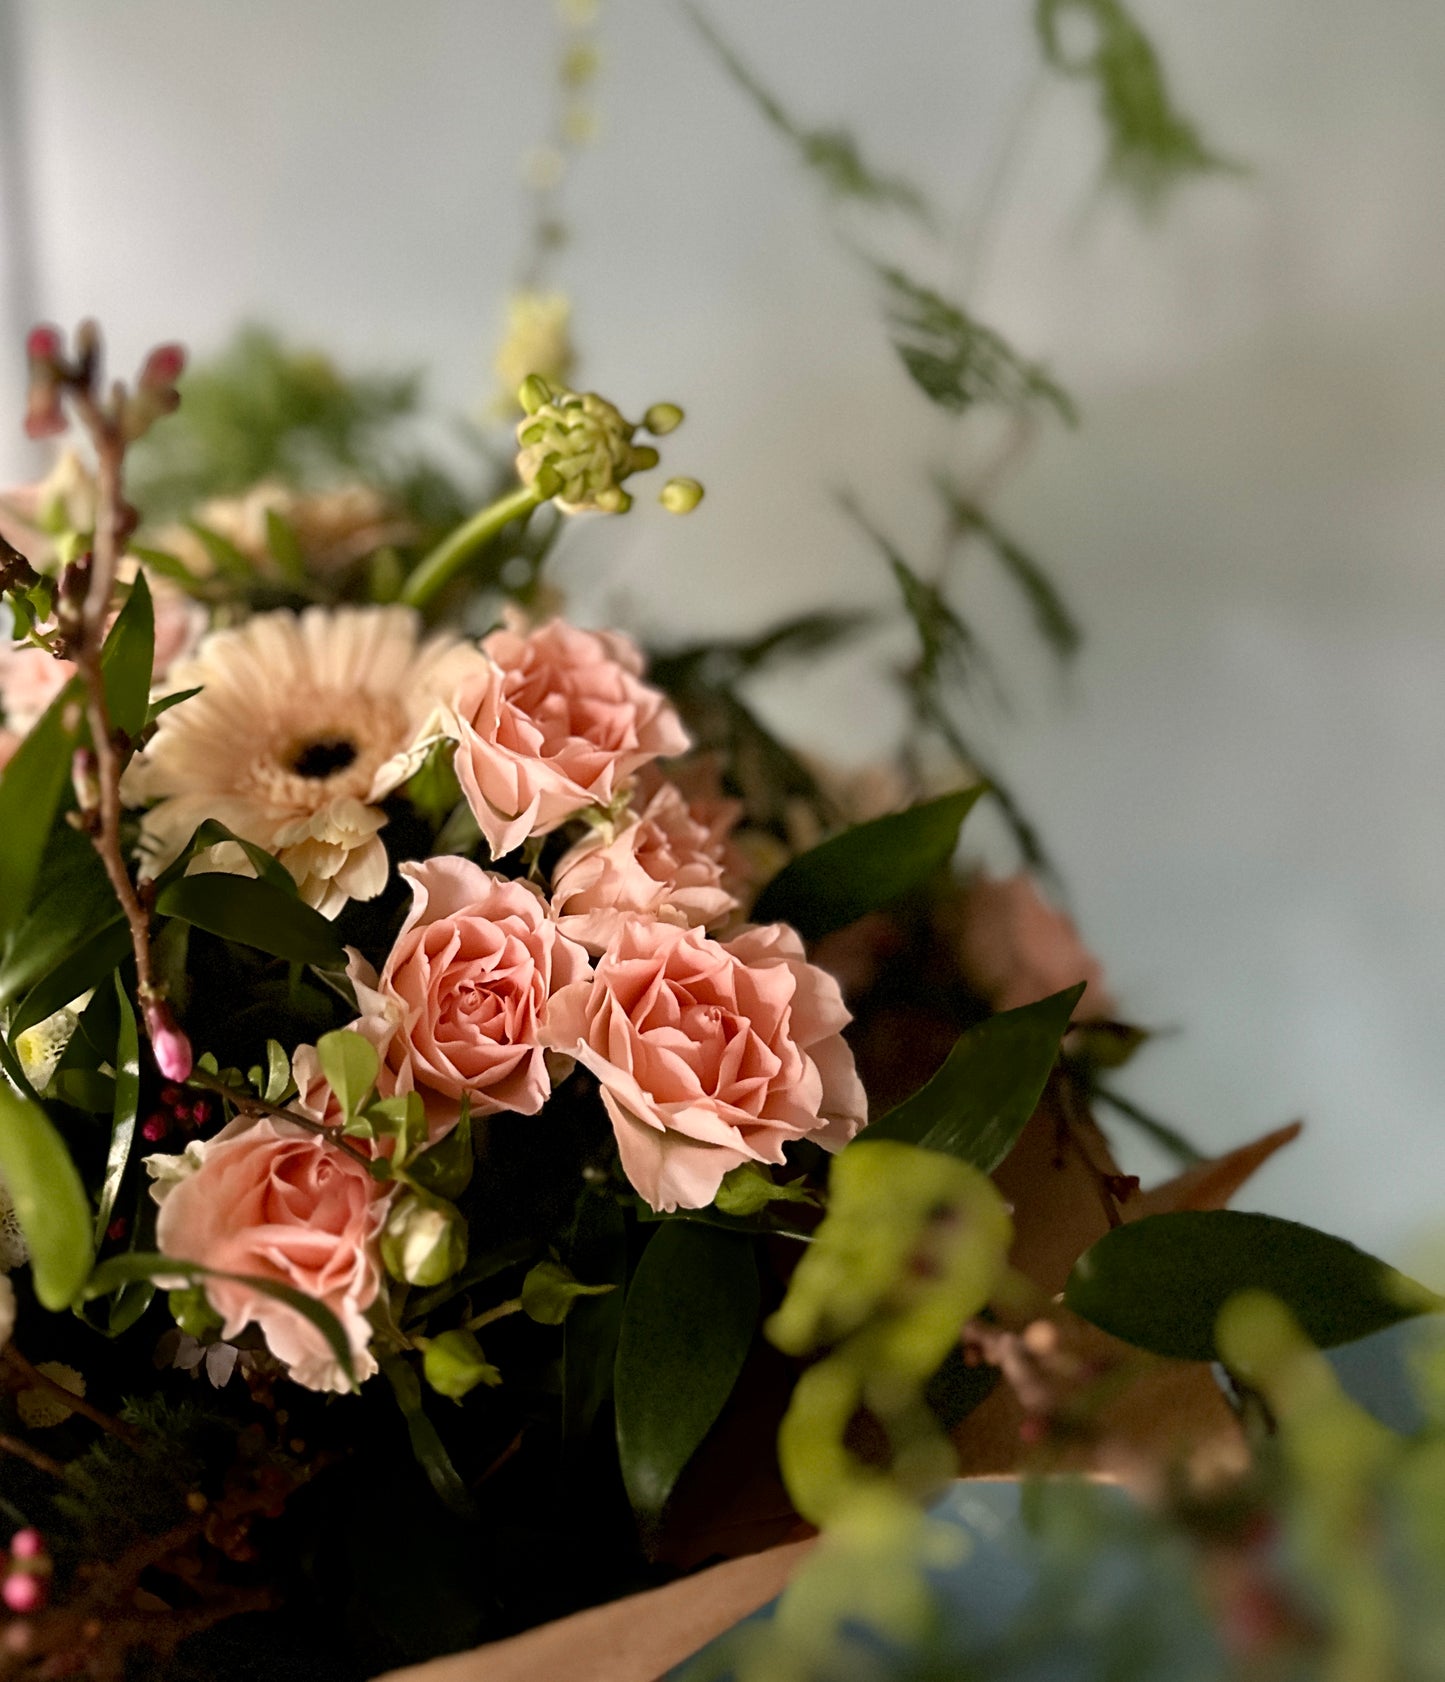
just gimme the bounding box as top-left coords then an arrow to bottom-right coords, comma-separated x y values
0,12 -> 1443,1682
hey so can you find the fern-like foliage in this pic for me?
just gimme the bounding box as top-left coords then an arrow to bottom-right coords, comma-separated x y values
684,4 -> 933,225
935,476 -> 1081,662
1034,0 -> 1239,208
878,266 -> 1077,425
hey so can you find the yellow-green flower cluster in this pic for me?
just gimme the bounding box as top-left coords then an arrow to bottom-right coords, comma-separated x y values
514,377 -> 703,516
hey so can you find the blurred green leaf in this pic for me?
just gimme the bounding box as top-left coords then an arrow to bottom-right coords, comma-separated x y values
686,5 -> 933,224
753,787 -> 983,939
936,478 -> 1081,662
0,1079 -> 95,1308
615,1222 -> 759,1530
862,984 -> 1083,1169
264,508 -> 306,584
1065,1211 -> 1445,1362
1035,0 -> 1238,208
155,873 -> 344,968
877,264 -> 1076,423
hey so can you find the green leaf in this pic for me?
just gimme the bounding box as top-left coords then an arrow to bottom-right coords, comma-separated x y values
1034,0 -> 1238,209
1064,1210 -> 1445,1363
167,818 -> 300,897
155,873 -> 344,968
861,985 -> 1084,1170
685,4 -> 932,224
99,569 -> 155,739
145,686 -> 202,726
0,819 -> 124,1012
85,1251 -> 359,1387
564,1194 -> 628,1444
317,1029 -> 379,1123
0,1080 -> 95,1308
936,479 -> 1082,663
876,264 -> 1077,424
94,979 -> 140,1245
381,1355 -> 479,1521
752,787 -> 982,940
184,521 -> 255,581
264,508 -> 306,584
0,677 -> 82,952
10,920 -> 131,1040
521,1258 -> 615,1327
407,1103 -> 473,1200
614,1222 -> 759,1529
263,1038 -> 294,1104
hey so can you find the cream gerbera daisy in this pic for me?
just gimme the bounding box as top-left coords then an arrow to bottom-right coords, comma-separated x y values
124,606 -> 488,917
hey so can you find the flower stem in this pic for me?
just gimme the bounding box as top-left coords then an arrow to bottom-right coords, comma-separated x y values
185,1070 -> 380,1175
398,483 -> 544,610
462,1297 -> 523,1333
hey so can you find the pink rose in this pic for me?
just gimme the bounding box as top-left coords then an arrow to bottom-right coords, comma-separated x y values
0,643 -> 70,734
147,1116 -> 389,1393
542,921 -> 867,1212
447,617 -> 690,857
551,781 -> 740,954
351,855 -> 592,1134
954,873 -> 1115,1022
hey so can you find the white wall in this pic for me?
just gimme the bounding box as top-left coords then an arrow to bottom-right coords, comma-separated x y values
4,1 -> 1445,1263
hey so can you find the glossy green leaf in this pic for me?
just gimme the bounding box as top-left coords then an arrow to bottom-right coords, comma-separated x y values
99,570 -> 155,740
0,1080 -> 95,1308
165,818 -> 299,897
155,872 -> 344,968
407,1104 -> 474,1200
860,984 -> 1083,1170
85,1251 -> 358,1386
614,1222 -> 759,1528
0,677 -> 82,952
145,685 -> 203,726
10,920 -> 131,1040
752,787 -> 983,939
0,819 -> 123,1011
1064,1210 -> 1445,1363
382,1355 -> 479,1521
94,979 -> 140,1245
318,1029 -> 379,1122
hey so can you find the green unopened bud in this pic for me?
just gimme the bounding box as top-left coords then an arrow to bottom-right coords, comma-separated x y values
169,1287 -> 222,1340
380,1194 -> 468,1288
659,476 -> 705,515
518,373 -> 553,415
513,383 -> 694,517
643,402 -> 684,436
423,1329 -> 502,1400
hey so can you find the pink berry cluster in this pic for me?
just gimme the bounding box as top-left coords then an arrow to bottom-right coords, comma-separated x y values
139,1084 -> 215,1147
1,1529 -> 50,1615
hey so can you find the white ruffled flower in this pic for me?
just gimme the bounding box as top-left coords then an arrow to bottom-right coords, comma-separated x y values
123,606 -> 489,917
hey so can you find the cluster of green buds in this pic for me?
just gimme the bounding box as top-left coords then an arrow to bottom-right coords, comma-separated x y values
515,376 -> 704,516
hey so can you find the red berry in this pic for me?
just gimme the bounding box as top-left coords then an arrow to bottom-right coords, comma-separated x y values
105,1217 -> 128,1244
8,1532 -> 42,1563
140,1113 -> 170,1143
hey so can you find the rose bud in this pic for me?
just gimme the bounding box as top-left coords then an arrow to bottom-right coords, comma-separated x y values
422,1330 -> 501,1401
380,1194 -> 467,1288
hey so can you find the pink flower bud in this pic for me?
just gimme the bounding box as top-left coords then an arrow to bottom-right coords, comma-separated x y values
145,1003 -> 193,1083
2,1573 -> 44,1615
8,1532 -> 42,1563
24,325 -> 61,367
140,343 -> 186,389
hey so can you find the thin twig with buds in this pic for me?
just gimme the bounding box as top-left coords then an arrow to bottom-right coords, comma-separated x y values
22,324 -> 188,1077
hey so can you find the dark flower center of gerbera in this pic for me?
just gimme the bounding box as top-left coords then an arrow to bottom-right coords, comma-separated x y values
289,737 -> 359,779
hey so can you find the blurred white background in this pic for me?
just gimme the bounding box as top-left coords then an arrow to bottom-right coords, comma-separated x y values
2,1 -> 1443,1263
